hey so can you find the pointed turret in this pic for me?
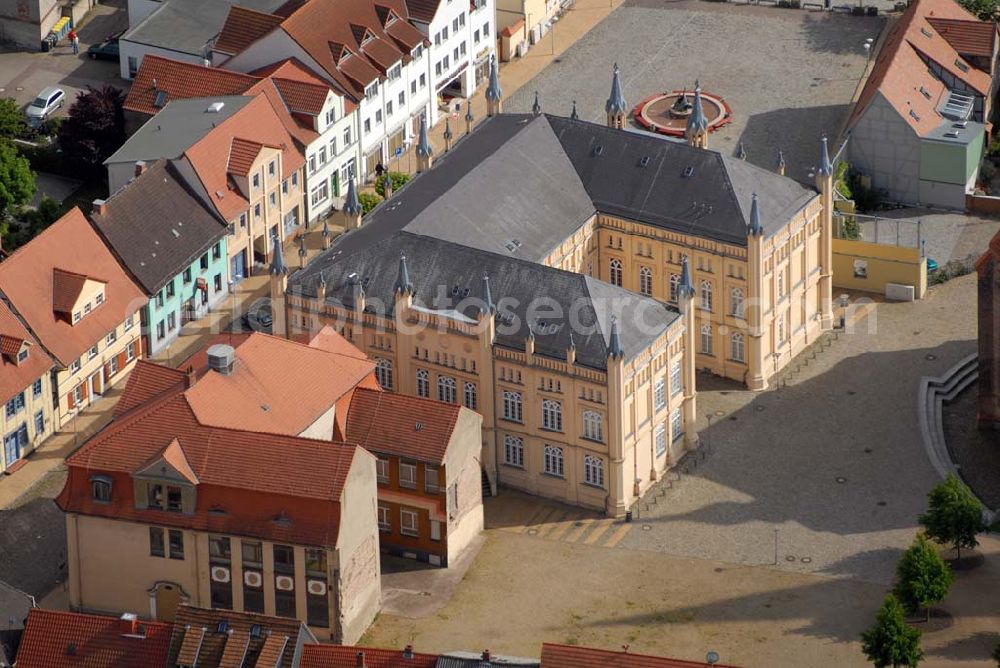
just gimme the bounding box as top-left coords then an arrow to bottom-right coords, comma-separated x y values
566,332 -> 576,366
269,233 -> 288,338
342,178 -> 362,229
531,90 -> 541,116
316,273 -> 327,301
269,234 -> 288,276
678,255 -> 695,301
606,63 -> 627,129
776,150 -> 786,176
686,81 -> 708,149
570,100 -> 579,120
485,55 -> 503,116
736,142 -> 747,161
481,271 -> 495,314
415,115 -> 433,172
394,252 -> 413,295
747,193 -> 763,236
818,135 -> 833,176
607,315 -> 624,359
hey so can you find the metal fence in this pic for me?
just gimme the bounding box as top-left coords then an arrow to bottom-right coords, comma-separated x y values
833,211 -> 923,250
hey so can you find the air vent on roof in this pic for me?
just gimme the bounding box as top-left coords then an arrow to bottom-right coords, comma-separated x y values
919,86 -> 931,99
920,26 -> 933,37
955,59 -> 969,72
639,156 -> 650,167
207,344 -> 235,376
154,90 -> 168,108
215,190 -> 224,199
414,422 -> 423,431
683,166 -> 695,178
206,101 -> 225,113
503,239 -> 522,253
944,130 -> 960,138
909,109 -> 921,122
593,145 -> 604,156
347,272 -> 359,284
171,229 -> 180,238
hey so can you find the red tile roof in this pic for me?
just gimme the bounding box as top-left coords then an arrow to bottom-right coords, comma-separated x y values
344,387 -> 462,464
926,16 -> 996,57
0,207 -> 147,367
228,137 -> 265,176
123,55 -> 260,116
0,301 -> 53,406
111,359 -> 187,418
540,644 -> 741,668
165,606 -> 311,668
300,644 -> 439,668
51,268 -> 94,313
244,78 -> 320,147
272,77 -> 330,115
15,609 -> 173,668
848,0 -> 996,136
214,5 -> 285,55
403,0 -> 440,23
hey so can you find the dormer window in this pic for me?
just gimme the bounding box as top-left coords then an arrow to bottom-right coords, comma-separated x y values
83,302 -> 92,315
91,475 -> 112,503
73,312 -> 81,323
95,292 -> 104,306
17,349 -> 28,363
365,81 -> 379,100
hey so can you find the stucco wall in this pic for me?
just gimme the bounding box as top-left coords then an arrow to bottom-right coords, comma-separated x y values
335,449 -> 380,644
832,238 -> 927,298
849,93 -> 922,204
445,407 -> 484,565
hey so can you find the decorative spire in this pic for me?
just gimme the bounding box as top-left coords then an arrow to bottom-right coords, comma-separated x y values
818,134 -> 833,176
570,100 -> 579,120
748,193 -> 763,236
531,90 -> 541,116
607,315 -> 624,359
736,141 -> 747,161
481,271 -> 495,314
678,255 -> 695,299
269,234 -> 287,276
606,63 -> 627,115
485,55 -> 502,102
415,115 -> 432,158
567,332 -> 576,349
343,178 -> 362,216
777,150 -> 786,173
687,81 -> 708,136
394,252 -> 413,295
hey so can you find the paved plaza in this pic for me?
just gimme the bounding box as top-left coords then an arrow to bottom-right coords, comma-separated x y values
505,0 -> 882,183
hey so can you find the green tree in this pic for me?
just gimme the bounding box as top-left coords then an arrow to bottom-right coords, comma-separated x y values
0,98 -> 27,139
892,534 -> 953,622
358,191 -> 383,215
993,641 -> 1000,667
860,595 -> 923,668
374,171 -> 410,197
957,0 -> 998,21
57,85 -> 126,167
918,474 -> 987,559
0,139 -> 36,217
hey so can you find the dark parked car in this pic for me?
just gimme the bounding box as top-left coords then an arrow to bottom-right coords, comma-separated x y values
87,38 -> 119,61
240,298 -> 273,333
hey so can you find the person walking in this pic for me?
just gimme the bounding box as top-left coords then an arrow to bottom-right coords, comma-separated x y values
68,29 -> 79,55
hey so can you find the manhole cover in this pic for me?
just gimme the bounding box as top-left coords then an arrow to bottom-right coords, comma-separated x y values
785,555 -> 796,562
877,501 -> 887,506
836,476 -> 847,484
527,528 -> 538,535
926,354 -> 937,361
642,524 -> 652,531
801,557 -> 812,564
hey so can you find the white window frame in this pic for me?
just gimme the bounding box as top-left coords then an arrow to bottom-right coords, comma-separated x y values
400,508 -> 419,536
437,375 -> 456,403
639,266 -> 652,295
541,399 -> 562,432
609,259 -> 622,286
376,458 -> 389,483
654,378 -> 666,411
670,360 -> 682,396
700,324 -> 713,356
731,332 -> 745,363
503,435 -> 524,467
655,423 -> 667,456
503,390 -> 523,422
375,358 -> 393,390
399,461 -> 417,489
463,381 -> 477,409
582,410 -> 602,442
377,505 -> 390,531
583,455 -> 604,488
543,445 -> 564,477
416,369 -> 429,397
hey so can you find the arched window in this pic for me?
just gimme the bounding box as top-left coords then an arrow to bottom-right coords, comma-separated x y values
700,280 -> 713,311
583,455 -> 604,487
437,375 -> 456,403
582,410 -> 603,441
502,390 -> 523,422
731,288 -> 745,318
375,358 -> 393,390
463,382 -> 477,410
609,259 -> 622,286
541,399 -> 562,431
91,475 -> 112,503
700,324 -> 713,355
668,274 -> 680,303
504,435 -> 524,467
731,332 -> 745,362
415,369 -> 429,397
543,445 -> 564,477
639,267 -> 652,296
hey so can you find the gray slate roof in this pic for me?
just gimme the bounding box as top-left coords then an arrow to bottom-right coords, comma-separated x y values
90,160 -> 226,294
122,0 -> 286,57
0,580 -> 33,632
104,96 -> 252,167
289,231 -> 679,370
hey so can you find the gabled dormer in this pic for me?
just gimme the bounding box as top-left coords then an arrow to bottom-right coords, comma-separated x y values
374,4 -> 399,27
53,268 -> 107,325
330,42 -> 352,67
133,438 -> 199,514
350,24 -> 375,47
226,137 -> 264,199
0,335 -> 30,365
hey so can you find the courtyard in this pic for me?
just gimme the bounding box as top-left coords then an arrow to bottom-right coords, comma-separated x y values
504,0 -> 882,183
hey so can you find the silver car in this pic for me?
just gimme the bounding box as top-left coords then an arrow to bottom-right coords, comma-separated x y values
26,86 -> 65,127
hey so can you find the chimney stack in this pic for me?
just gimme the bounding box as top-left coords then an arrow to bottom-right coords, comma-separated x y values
403,645 -> 414,659
134,160 -> 147,178
482,650 -> 491,662
92,199 -> 107,216
355,651 -> 366,667
120,612 -> 143,638
184,365 -> 196,388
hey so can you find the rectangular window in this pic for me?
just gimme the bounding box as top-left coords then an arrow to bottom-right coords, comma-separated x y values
378,504 -> 390,531
241,540 -> 264,612
671,407 -> 684,442
273,544 -> 296,618
105,329 -> 117,346
34,409 -> 44,435
168,529 -> 184,559
376,458 -> 389,483
209,535 -> 232,610
670,360 -> 682,396
166,485 -> 182,512
252,173 -> 260,189
398,91 -> 405,106
149,527 -> 165,557
212,243 -> 221,260
155,291 -> 164,308
200,254 -> 209,270
88,345 -> 98,360
167,312 -> 176,332
268,160 -> 276,176
70,359 -> 81,374
124,315 -> 134,332
5,392 -> 24,418
504,435 -> 524,467
655,424 -> 667,456
399,461 -> 417,489
108,356 -> 118,377
126,342 -> 135,362
156,321 -> 165,340
305,549 -> 329,628
32,378 -> 42,398
147,483 -> 164,509
165,281 -> 175,299
400,508 -> 419,536
424,465 -> 440,493
344,127 -> 351,145
183,268 -> 192,284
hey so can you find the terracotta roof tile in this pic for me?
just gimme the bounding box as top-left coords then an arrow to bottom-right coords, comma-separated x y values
51,268 -> 93,313
15,609 -> 173,668
0,207 -> 147,367
214,5 -> 284,55
124,55 -> 260,116
927,16 -> 996,57
112,359 -> 187,417
540,643 -> 741,668
0,301 -> 53,408
245,78 -> 321,146
403,0 -> 440,23
176,625 -> 206,665
271,77 -> 330,115
300,644 -> 439,668
166,606 -> 309,668
344,387 -> 463,463
228,137 -> 265,176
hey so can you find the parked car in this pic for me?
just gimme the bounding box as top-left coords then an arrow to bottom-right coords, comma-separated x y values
240,298 -> 273,333
87,38 -> 119,61
26,87 -> 65,127
926,257 -> 939,272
